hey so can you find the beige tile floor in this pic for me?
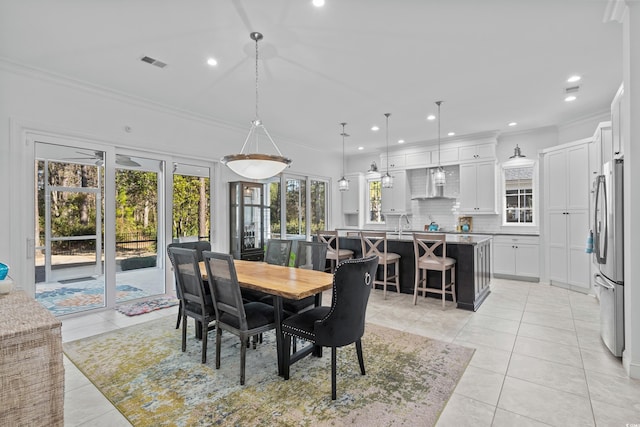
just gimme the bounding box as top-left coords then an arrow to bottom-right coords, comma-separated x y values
61,278 -> 640,426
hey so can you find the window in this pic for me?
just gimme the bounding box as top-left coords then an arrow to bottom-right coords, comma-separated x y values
267,175 -> 328,240
267,180 -> 281,239
366,178 -> 384,224
502,161 -> 536,225
310,179 -> 327,233
285,177 -> 306,239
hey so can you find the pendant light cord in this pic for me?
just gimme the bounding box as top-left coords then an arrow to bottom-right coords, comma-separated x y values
385,113 -> 391,171
255,35 -> 259,120
341,122 -> 347,176
436,101 -> 442,167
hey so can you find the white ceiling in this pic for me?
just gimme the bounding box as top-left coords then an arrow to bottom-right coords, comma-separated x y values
0,0 -> 622,155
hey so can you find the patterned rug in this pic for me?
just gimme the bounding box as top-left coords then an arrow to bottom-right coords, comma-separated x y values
117,296 -> 180,316
36,284 -> 149,316
64,315 -> 474,426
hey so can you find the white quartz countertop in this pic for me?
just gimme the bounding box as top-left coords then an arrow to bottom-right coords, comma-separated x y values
340,231 -> 492,245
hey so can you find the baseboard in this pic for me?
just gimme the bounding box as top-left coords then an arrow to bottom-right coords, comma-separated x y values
494,273 -> 539,283
623,351 -> 640,379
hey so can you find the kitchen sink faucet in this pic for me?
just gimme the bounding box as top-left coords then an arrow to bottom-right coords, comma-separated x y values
397,214 -> 410,237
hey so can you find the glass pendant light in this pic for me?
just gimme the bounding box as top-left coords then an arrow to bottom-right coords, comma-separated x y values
221,32 -> 291,180
381,113 -> 393,188
338,122 -> 349,191
434,101 -> 446,187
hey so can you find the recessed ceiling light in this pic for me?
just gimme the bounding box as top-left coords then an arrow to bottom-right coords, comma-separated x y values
206,57 -> 218,67
567,75 -> 581,83
427,115 -> 436,121
565,95 -> 577,102
398,139 -> 405,144
371,126 -> 379,132
447,132 -> 455,136
508,122 -> 517,127
312,0 -> 325,7
357,146 -> 364,150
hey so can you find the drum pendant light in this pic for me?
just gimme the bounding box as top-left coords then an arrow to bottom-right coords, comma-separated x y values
221,32 -> 291,180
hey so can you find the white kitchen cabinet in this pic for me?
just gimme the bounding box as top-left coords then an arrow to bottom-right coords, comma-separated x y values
459,161 -> 496,214
611,83 -> 624,159
544,141 -> 591,291
493,235 -> 539,281
459,143 -> 496,162
341,173 -> 360,214
547,210 -> 590,290
405,152 -> 430,169
381,170 -> 411,214
429,147 -> 459,165
380,153 -> 406,170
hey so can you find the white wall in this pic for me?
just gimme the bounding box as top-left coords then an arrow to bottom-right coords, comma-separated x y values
619,0 -> 640,379
0,63 -> 342,290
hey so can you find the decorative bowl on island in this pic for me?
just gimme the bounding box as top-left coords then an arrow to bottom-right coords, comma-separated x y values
0,277 -> 14,295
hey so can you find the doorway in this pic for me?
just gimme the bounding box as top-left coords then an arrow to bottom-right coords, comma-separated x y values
33,142 -> 168,316
34,143 -> 108,315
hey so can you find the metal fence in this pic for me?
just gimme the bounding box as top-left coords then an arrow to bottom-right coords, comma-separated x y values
44,231 -> 158,255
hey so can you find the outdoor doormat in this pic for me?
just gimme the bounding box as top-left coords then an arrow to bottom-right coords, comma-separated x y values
36,284 -> 149,316
116,296 -> 179,316
64,315 -> 474,426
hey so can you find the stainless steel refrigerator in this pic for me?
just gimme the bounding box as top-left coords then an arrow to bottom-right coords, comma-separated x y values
593,158 -> 624,356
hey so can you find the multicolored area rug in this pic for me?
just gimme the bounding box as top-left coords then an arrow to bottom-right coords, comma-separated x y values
116,296 -> 179,316
36,284 -> 149,316
64,315 -> 474,426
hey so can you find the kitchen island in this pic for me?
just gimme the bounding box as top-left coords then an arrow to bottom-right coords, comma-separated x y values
336,232 -> 492,311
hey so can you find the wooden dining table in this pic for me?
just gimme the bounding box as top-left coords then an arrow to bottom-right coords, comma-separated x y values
200,259 -> 333,375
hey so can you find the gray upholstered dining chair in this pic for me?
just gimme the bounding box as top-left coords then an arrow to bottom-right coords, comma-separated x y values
167,246 -> 216,363
167,240 -> 211,329
264,239 -> 293,266
202,251 -> 278,385
282,255 -> 379,400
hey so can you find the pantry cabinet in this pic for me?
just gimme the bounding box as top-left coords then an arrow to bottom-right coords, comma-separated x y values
544,141 -> 591,291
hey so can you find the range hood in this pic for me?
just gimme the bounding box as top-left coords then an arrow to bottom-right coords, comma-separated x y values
411,168 -> 456,200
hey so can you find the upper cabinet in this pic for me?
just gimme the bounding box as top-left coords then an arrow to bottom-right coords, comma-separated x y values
405,152 -> 430,169
380,140 -> 496,172
430,147 -> 459,165
459,143 -> 496,162
381,170 -> 411,214
611,83 -> 624,160
546,143 -> 590,212
379,154 -> 406,170
341,173 -> 361,214
459,161 -> 497,214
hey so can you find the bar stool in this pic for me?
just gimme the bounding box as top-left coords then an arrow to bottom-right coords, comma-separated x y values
317,230 -> 353,273
413,233 -> 456,309
360,231 -> 400,299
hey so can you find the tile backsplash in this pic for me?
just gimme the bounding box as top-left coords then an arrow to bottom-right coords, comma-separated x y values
405,167 -> 501,232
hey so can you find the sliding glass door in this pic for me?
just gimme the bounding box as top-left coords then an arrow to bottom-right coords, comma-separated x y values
34,143 -> 106,315
172,163 -> 210,242
114,155 -> 165,302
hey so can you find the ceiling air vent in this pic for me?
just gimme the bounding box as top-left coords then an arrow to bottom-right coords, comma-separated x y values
140,55 -> 167,69
565,85 -> 580,94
